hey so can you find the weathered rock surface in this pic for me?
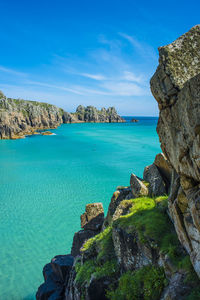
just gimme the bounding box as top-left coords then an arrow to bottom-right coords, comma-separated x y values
151,25 -> 200,278
81,203 -> 104,231
0,93 -> 124,139
71,203 -> 105,257
130,173 -> 148,197
143,163 -> 167,196
154,153 -> 172,192
103,186 -> 133,227
0,97 -> 63,139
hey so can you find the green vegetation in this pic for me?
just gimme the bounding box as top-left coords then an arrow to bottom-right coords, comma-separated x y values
113,196 -> 184,265
107,265 -> 167,300
75,259 -> 119,286
76,195 -> 200,298
75,226 -> 119,287
81,226 -> 115,262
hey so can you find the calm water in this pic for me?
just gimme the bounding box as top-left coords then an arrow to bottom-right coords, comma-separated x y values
0,117 -> 160,300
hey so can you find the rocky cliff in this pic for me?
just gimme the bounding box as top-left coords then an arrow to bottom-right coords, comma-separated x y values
151,24 -> 200,279
36,25 -> 200,299
72,105 -> 125,123
0,92 -> 124,139
36,154 -> 200,300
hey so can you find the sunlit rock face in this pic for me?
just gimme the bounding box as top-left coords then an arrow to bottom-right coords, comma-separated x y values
151,25 -> 200,277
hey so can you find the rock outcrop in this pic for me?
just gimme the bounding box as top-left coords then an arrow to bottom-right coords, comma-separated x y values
37,152 -> 200,299
71,203 -> 104,257
72,105 -> 125,123
0,97 -> 63,139
0,93 -> 124,139
151,25 -> 200,278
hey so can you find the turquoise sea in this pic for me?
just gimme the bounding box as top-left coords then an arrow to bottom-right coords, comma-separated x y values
0,117 -> 160,300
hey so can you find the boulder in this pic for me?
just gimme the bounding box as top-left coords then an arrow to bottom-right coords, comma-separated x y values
130,173 -> 148,198
36,255 -> 74,300
143,163 -> 167,196
81,203 -> 104,231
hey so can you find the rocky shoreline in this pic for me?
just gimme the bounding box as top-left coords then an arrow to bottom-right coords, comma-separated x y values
36,25 -> 200,299
0,95 -> 124,139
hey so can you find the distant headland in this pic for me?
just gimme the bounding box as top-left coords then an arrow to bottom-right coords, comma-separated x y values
0,91 -> 125,139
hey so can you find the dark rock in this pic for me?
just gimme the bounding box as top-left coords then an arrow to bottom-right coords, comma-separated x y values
130,118 -> 139,123
36,255 -> 74,300
51,255 -> 74,283
71,230 -> 98,257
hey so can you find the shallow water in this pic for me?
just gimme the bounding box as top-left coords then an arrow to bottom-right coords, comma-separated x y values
0,117 -> 160,299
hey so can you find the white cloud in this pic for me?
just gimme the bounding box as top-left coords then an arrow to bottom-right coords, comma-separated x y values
78,73 -> 106,81
101,81 -> 148,96
122,71 -> 144,83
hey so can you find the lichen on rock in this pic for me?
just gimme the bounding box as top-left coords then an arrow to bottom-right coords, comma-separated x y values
150,25 -> 200,279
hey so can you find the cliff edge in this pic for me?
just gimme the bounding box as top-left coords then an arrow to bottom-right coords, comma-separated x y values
151,24 -> 200,278
0,92 -> 124,139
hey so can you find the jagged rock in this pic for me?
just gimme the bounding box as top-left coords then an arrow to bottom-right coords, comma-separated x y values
62,111 -> 77,123
112,226 -> 155,271
143,163 -> 167,196
130,173 -> 148,197
104,187 -> 133,226
73,105 -> 125,123
150,25 -> 200,278
81,203 -> 104,231
71,230 -> 98,257
154,153 -> 172,191
112,199 -> 133,222
36,255 -> 74,300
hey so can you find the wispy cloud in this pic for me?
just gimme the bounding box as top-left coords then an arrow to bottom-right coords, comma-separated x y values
0,65 -> 27,77
78,73 -> 106,81
101,81 -> 147,96
26,80 -> 84,95
119,32 -> 157,62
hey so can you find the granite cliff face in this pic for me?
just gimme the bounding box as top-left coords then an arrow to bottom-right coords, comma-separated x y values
151,25 -> 200,278
0,94 -> 63,139
0,92 -> 124,139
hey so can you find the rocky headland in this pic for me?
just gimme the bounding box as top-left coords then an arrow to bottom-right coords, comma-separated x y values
36,25 -> 200,300
0,93 -> 124,139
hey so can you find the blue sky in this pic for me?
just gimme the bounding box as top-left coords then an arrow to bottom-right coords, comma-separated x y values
0,0 -> 199,115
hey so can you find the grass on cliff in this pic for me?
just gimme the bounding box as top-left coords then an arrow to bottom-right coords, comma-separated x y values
76,195 -> 200,298
113,195 -> 184,265
75,259 -> 119,286
107,265 -> 167,300
75,226 -> 119,286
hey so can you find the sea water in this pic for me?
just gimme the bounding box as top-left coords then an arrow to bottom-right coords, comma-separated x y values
0,117 -> 160,300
